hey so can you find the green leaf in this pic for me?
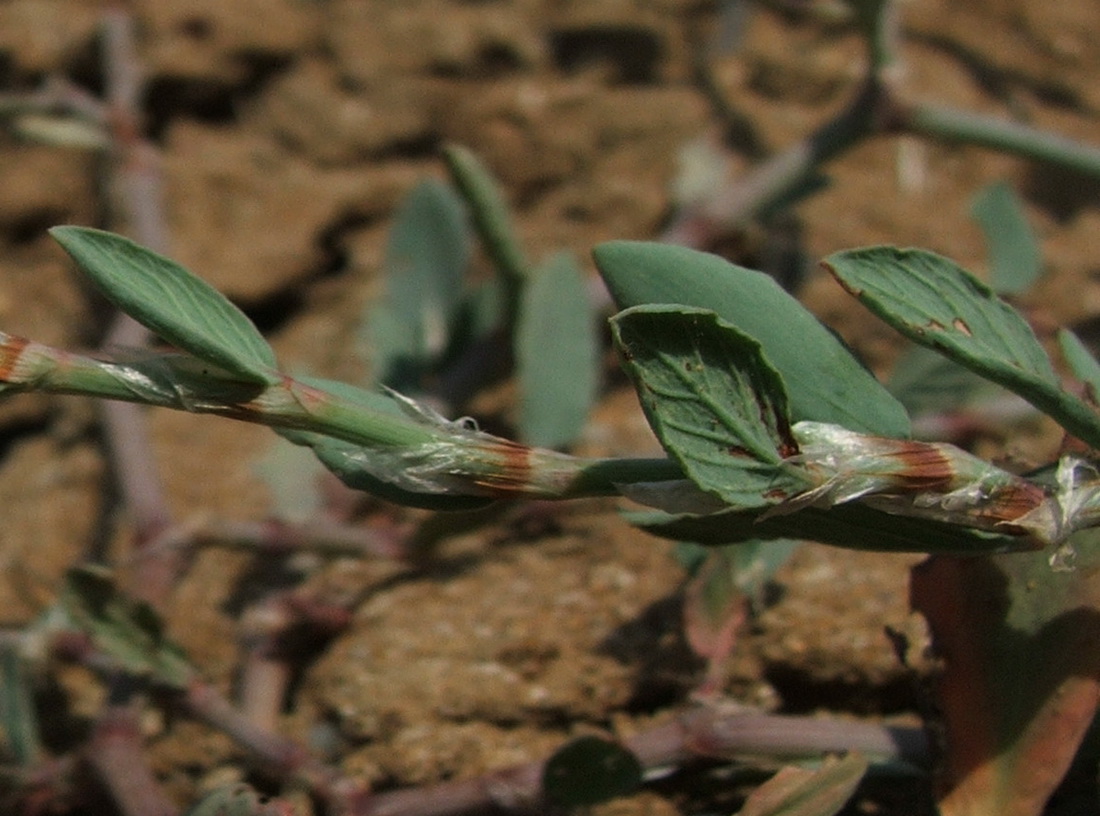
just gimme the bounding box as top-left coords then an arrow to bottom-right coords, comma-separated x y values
517,252 -> 598,447
542,736 -> 643,807
682,539 -> 800,693
825,247 -> 1055,382
443,143 -> 529,283
366,179 -> 472,390
275,376 -> 497,511
912,530 -> 1100,815
50,226 -> 279,384
182,784 -> 267,816
824,247 -> 1100,448
461,276 -> 507,341
733,753 -> 868,816
887,343 -> 1004,421
254,436 -> 328,523
57,566 -> 194,689
593,241 -> 910,438
284,429 -> 495,512
970,180 -> 1041,295
1059,329 -> 1100,397
610,305 -> 810,509
0,643 -> 43,765
629,502 -> 1027,554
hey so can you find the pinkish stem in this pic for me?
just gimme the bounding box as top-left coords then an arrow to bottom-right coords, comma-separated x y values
350,707 -> 928,816
94,7 -> 181,606
86,703 -> 178,816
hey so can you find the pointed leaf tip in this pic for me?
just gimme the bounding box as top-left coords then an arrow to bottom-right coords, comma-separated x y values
50,226 -> 279,384
824,246 -> 1100,448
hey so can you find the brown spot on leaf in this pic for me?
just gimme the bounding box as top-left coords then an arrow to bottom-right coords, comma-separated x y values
953,318 -> 972,336
928,319 -> 946,332
770,405 -> 800,458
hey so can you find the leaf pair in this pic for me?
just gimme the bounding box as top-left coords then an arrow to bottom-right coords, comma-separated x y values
594,242 -> 1050,553
444,145 -> 599,449
367,148 -> 598,449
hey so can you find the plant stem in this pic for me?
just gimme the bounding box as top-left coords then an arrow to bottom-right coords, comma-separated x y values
87,703 -> 178,816
662,79 -> 883,244
0,334 -> 684,500
667,0 -> 1100,248
237,590 -> 353,729
180,679 -> 370,811
354,707 -> 929,816
186,518 -> 411,560
0,644 -> 44,766
97,5 -> 181,606
900,100 -> 1100,178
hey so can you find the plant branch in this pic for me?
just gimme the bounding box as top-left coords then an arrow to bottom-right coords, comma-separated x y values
668,0 -> 1100,247
86,702 -> 178,816
179,679 -> 371,812
95,6 -> 181,607
662,78 -> 884,245
898,100 -> 1100,178
0,331 -> 684,500
236,590 -> 353,728
353,706 -> 928,816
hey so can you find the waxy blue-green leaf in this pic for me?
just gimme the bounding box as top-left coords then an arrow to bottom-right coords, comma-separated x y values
1059,329 -> 1100,397
254,436 -> 328,523
0,644 -> 43,765
676,539 -> 799,588
629,502 -> 1027,554
733,753 -> 868,816
443,143 -> 529,283
887,343 -> 1003,422
59,566 -> 194,689
594,241 -> 910,437
824,247 -> 1100,448
283,429 -> 495,512
366,179 -> 472,390
610,305 -> 811,509
182,784 -> 267,816
970,180 -> 1041,295
276,376 -> 495,511
50,226 -> 278,384
517,251 -> 598,447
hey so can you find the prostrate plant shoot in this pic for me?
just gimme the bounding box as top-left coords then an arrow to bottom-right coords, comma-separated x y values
6,225 -> 1100,815
0,226 -> 1096,559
